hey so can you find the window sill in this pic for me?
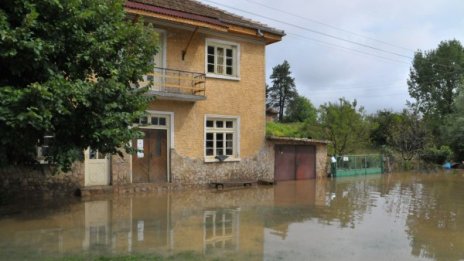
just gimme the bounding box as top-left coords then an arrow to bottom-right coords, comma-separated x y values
206,73 -> 240,81
204,157 -> 241,163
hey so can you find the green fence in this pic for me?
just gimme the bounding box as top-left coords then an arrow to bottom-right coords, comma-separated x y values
331,154 -> 383,177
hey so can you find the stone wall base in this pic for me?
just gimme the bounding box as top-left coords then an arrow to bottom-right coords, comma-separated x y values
0,163 -> 83,203
170,142 -> 275,184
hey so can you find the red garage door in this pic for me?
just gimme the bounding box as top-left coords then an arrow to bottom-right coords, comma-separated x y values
275,145 -> 316,181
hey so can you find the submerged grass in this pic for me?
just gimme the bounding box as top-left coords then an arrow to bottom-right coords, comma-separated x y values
49,251 -> 256,261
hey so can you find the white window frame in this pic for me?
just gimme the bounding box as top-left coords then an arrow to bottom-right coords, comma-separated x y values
36,135 -> 54,164
205,38 -> 240,80
204,115 -> 240,162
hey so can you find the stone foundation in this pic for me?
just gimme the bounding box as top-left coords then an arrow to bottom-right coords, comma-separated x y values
170,142 -> 274,184
111,152 -> 131,185
1,138 -> 329,201
0,163 -> 83,202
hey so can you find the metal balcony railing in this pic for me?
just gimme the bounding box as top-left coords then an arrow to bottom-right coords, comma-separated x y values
140,67 -> 206,97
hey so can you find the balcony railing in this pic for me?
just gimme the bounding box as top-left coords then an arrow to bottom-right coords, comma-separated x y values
140,67 -> 206,101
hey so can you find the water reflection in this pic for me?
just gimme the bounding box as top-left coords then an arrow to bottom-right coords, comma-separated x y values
0,172 -> 464,260
204,208 -> 240,254
83,201 -> 110,252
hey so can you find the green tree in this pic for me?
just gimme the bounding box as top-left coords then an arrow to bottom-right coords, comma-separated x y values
318,98 -> 368,155
0,0 -> 158,170
267,60 -> 298,122
388,110 -> 428,161
368,109 -> 401,147
285,95 -> 317,123
442,85 -> 464,160
408,40 -> 464,138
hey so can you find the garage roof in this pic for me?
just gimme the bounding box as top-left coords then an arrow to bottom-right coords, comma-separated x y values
267,136 -> 331,145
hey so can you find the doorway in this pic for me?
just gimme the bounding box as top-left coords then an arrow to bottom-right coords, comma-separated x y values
132,129 -> 168,183
84,148 -> 110,186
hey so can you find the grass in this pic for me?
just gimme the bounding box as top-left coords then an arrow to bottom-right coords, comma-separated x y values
266,122 -> 305,138
266,121 -> 325,141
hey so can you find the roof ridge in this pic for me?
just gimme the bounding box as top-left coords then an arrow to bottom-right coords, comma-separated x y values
127,0 -> 284,36
190,0 -> 280,32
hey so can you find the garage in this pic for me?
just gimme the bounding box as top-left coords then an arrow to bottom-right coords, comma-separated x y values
275,145 -> 316,181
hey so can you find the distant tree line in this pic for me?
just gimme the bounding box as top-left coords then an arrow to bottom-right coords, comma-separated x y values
267,40 -> 464,165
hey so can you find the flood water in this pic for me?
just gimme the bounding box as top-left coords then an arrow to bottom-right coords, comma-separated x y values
1,171 -> 464,260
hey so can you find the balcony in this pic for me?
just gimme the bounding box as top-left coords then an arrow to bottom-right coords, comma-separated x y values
140,67 -> 206,102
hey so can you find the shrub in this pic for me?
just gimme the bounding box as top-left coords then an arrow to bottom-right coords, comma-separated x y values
421,146 -> 453,164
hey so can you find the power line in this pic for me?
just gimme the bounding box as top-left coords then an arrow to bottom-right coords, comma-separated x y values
309,91 -> 407,99
287,32 -> 410,65
245,0 -> 414,53
202,0 -> 414,60
308,84 -> 406,93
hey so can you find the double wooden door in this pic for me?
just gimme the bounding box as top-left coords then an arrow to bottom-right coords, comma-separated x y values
132,129 -> 167,183
274,145 -> 316,181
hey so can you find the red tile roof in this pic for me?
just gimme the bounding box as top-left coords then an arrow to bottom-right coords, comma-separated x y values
125,0 -> 285,36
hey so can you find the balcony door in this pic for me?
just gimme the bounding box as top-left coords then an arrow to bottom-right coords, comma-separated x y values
152,30 -> 166,92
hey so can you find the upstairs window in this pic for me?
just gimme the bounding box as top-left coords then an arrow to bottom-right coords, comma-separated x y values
206,39 -> 239,79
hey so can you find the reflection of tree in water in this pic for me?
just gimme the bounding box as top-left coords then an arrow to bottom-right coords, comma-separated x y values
395,174 -> 464,261
316,176 -> 386,228
260,176 -> 390,236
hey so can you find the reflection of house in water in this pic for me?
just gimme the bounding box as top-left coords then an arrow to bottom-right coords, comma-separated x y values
264,180 -> 323,239
80,194 -> 259,258
129,195 -> 171,253
83,201 -> 111,251
203,208 -> 240,254
0,181 -> 329,260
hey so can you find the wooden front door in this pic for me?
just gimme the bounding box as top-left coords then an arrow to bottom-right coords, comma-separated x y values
132,129 -> 167,183
274,145 -> 316,181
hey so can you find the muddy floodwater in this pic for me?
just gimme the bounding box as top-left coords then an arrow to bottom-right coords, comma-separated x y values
1,171 -> 464,261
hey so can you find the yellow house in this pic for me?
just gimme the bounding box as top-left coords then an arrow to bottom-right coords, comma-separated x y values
79,0 -> 331,191
0,0 -> 328,199
79,0 -> 285,187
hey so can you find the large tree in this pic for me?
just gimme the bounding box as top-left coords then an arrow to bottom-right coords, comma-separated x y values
318,98 -> 368,155
267,60 -> 298,122
442,85 -> 464,160
408,40 -> 464,118
0,0 -> 158,170
368,109 -> 402,147
388,110 -> 428,161
285,95 -> 317,123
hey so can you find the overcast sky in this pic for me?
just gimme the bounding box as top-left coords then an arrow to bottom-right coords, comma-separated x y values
199,0 -> 464,113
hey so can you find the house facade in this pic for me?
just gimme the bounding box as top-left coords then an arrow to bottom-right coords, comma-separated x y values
0,0 -> 328,197
87,0 -> 286,187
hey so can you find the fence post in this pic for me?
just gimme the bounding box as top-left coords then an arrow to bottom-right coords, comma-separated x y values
380,154 -> 384,174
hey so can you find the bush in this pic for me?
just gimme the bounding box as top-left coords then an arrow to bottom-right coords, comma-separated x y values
421,146 -> 453,164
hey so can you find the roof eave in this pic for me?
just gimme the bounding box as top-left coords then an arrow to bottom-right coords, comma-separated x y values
124,1 -> 284,44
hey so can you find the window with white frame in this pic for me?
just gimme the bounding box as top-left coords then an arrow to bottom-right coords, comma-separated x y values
37,135 -> 54,164
135,115 -> 167,127
205,117 -> 238,160
206,39 -> 239,78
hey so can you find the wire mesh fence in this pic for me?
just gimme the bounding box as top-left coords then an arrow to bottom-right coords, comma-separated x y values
332,154 -> 383,177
